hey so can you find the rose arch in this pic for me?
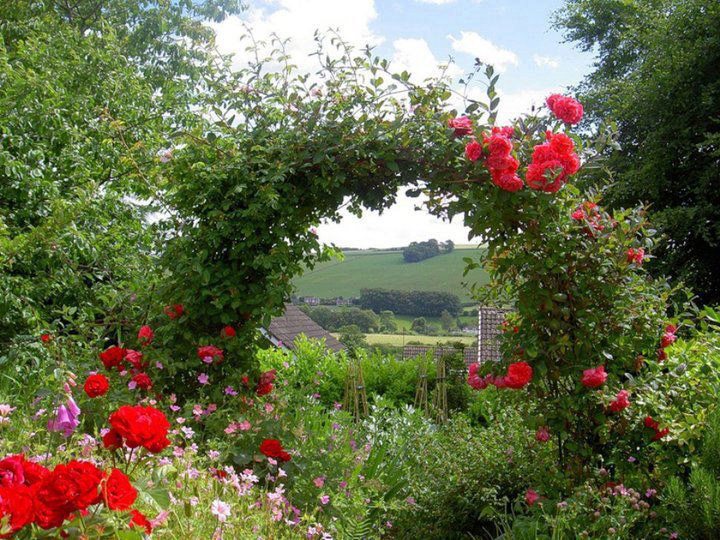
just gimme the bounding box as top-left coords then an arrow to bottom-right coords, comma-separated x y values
131,39 -> 676,476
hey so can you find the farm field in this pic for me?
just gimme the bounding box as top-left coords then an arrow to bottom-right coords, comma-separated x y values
293,247 -> 487,301
334,333 -> 477,347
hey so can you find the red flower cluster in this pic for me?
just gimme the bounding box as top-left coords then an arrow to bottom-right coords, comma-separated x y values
198,345 -> 224,365
644,416 -> 669,441
163,304 -> 185,319
256,369 -> 277,396
448,116 -> 473,137
105,405 -> 170,454
526,132 -> 580,193
467,361 -> 533,391
259,439 -> 292,462
609,389 -> 631,413
546,94 -> 584,125
657,323 -> 677,362
0,454 -> 137,534
581,365 -> 607,388
626,248 -> 645,266
464,127 -> 523,192
84,374 -> 110,398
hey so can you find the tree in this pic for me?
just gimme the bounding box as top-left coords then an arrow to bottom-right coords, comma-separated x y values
411,317 -> 427,334
554,0 -> 720,304
337,324 -> 367,353
440,310 -> 455,333
402,239 -> 441,263
379,310 -> 397,333
443,239 -> 455,253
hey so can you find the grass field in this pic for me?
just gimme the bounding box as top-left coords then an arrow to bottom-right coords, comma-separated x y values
294,247 -> 487,301
332,333 -> 477,346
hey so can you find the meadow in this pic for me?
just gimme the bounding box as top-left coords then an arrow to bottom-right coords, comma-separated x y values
293,247 -> 488,301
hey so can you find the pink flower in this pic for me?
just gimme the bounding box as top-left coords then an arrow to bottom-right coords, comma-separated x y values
138,325 -> 154,345
224,386 -> 238,396
448,116 -> 473,136
581,365 -> 607,388
535,426 -> 550,443
198,373 -> 210,385
525,489 -> 539,506
211,499 -> 231,522
313,476 -> 325,488
464,140 -> 483,161
609,389 -> 631,413
546,94 -> 584,124
626,247 -> 645,265
319,494 -> 330,505
47,396 -> 81,437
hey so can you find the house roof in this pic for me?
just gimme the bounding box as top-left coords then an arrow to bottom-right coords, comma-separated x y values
268,304 -> 346,352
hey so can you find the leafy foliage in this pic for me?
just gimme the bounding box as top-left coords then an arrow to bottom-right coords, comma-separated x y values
555,0 -> 720,304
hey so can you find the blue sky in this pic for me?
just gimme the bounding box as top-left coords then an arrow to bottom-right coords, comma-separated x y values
213,0 -> 594,248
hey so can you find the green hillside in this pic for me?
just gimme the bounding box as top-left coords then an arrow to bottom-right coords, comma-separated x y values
293,247 -> 487,301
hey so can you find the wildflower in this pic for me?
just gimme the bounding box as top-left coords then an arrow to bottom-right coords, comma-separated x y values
198,373 -> 210,385
211,499 -> 231,522
224,386 -> 238,396
313,476 -> 325,488
319,494 -> 330,505
47,396 -> 81,438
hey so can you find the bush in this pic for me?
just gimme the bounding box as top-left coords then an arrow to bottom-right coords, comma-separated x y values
359,289 -> 461,317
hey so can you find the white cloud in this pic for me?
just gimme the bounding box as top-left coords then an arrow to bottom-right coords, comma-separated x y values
415,0 -> 456,4
495,88 -> 557,123
448,31 -> 518,72
318,189 -> 471,249
210,0 -> 382,74
391,38 -> 463,83
533,54 -> 560,69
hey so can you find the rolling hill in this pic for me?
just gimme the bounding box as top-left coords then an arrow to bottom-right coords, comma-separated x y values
293,247 -> 488,302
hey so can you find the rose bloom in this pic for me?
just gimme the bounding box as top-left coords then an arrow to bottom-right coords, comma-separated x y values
222,325 -> 236,338
0,484 -> 34,535
197,345 -> 224,364
609,389 -> 631,413
259,439 -> 291,462
131,372 -> 153,391
130,509 -> 153,534
464,140 -> 483,162
102,468 -> 137,510
504,361 -> 533,389
581,365 -> 607,388
137,325 -> 154,346
40,333 -> 52,343
525,489 -> 539,506
448,116 -> 473,136
546,94 -> 584,124
84,374 -> 110,398
627,247 -> 645,265
535,426 -> 550,443
163,304 -> 184,320
99,345 -> 126,370
108,405 -> 170,453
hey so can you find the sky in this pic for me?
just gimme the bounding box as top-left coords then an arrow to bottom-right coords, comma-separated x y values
212,0 -> 593,248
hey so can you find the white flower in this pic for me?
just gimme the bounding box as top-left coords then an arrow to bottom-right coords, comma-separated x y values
211,499 -> 231,522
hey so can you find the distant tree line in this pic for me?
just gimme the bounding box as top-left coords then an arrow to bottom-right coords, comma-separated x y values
402,239 -> 454,263
299,306 -> 379,332
359,288 -> 461,317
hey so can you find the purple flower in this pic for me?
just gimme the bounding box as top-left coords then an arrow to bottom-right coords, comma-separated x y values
198,373 -> 209,385
225,386 -> 238,396
47,396 -> 80,437
319,494 -> 330,505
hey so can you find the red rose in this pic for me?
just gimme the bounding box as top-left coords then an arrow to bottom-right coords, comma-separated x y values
0,455 -> 25,488
102,469 -> 137,511
535,427 -> 550,443
109,405 -> 170,453
652,427 -> 670,441
40,333 -> 52,343
103,429 -> 123,451
84,374 -> 110,398
222,325 -> 236,338
125,350 -> 146,370
464,140 -> 483,162
131,373 -> 153,391
197,345 -> 224,364
526,159 -> 566,193
660,331 -> 676,349
491,171 -> 524,192
259,439 -> 292,462
64,461 -> 103,509
448,116 -> 473,136
609,389 -> 631,413
504,361 -> 533,389
644,416 -> 659,430
546,94 -> 584,124
32,498 -> 67,530
657,348 -> 668,362
137,325 -> 154,346
581,365 -> 607,388
255,369 -> 277,396
129,509 -> 153,534
99,346 -> 126,370
164,304 -> 184,320
0,484 -> 35,536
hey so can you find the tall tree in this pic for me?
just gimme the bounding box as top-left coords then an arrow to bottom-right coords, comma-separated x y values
555,0 -> 720,304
